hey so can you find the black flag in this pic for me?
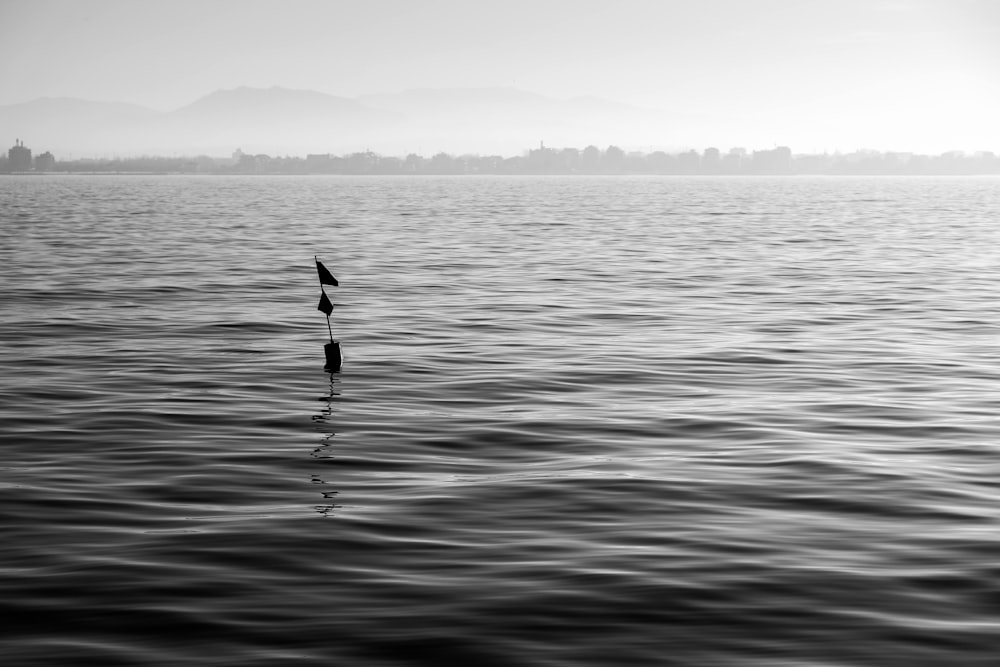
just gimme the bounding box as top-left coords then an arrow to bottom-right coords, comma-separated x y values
316,259 -> 338,286
318,290 -> 334,317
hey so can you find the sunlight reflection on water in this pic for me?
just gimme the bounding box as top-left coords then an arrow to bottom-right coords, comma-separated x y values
2,175 -> 1000,665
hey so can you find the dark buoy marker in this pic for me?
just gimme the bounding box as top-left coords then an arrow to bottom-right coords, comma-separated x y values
315,256 -> 342,371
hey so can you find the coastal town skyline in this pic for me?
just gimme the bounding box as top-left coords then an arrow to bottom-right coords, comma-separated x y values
6,135 -> 999,176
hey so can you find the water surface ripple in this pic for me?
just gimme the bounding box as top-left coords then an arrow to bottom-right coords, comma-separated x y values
2,175 -> 1000,665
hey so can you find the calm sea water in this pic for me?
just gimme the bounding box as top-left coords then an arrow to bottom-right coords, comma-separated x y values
2,174 -> 1000,665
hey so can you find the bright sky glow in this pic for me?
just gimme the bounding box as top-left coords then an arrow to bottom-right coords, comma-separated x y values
1,0 -> 997,153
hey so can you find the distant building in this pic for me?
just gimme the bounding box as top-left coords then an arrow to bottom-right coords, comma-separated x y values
723,148 -> 746,172
8,139 -> 32,171
35,151 -> 55,171
751,146 -> 793,173
305,153 -> 335,174
677,149 -> 701,172
702,147 -> 721,172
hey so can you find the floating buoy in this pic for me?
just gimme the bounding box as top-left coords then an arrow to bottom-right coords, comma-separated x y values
324,340 -> 343,371
315,256 -> 342,371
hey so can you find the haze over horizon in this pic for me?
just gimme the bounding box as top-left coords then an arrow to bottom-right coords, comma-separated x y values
2,0 -> 998,155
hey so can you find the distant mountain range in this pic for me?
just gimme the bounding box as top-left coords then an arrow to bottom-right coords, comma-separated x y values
0,86 -> 704,157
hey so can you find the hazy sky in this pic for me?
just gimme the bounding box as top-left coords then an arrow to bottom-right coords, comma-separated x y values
2,0 -> 997,152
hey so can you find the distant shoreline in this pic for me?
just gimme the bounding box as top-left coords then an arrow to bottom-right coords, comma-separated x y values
4,145 -> 1000,176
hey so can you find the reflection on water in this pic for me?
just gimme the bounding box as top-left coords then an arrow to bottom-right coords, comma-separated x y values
311,371 -> 342,518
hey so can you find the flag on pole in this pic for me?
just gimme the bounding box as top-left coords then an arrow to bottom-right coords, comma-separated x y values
318,289 -> 334,316
316,259 -> 338,286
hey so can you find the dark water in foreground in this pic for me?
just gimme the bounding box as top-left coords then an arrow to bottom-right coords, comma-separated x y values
2,175 -> 1000,665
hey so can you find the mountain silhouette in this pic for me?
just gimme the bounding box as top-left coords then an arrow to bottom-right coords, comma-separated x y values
168,86 -> 396,125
